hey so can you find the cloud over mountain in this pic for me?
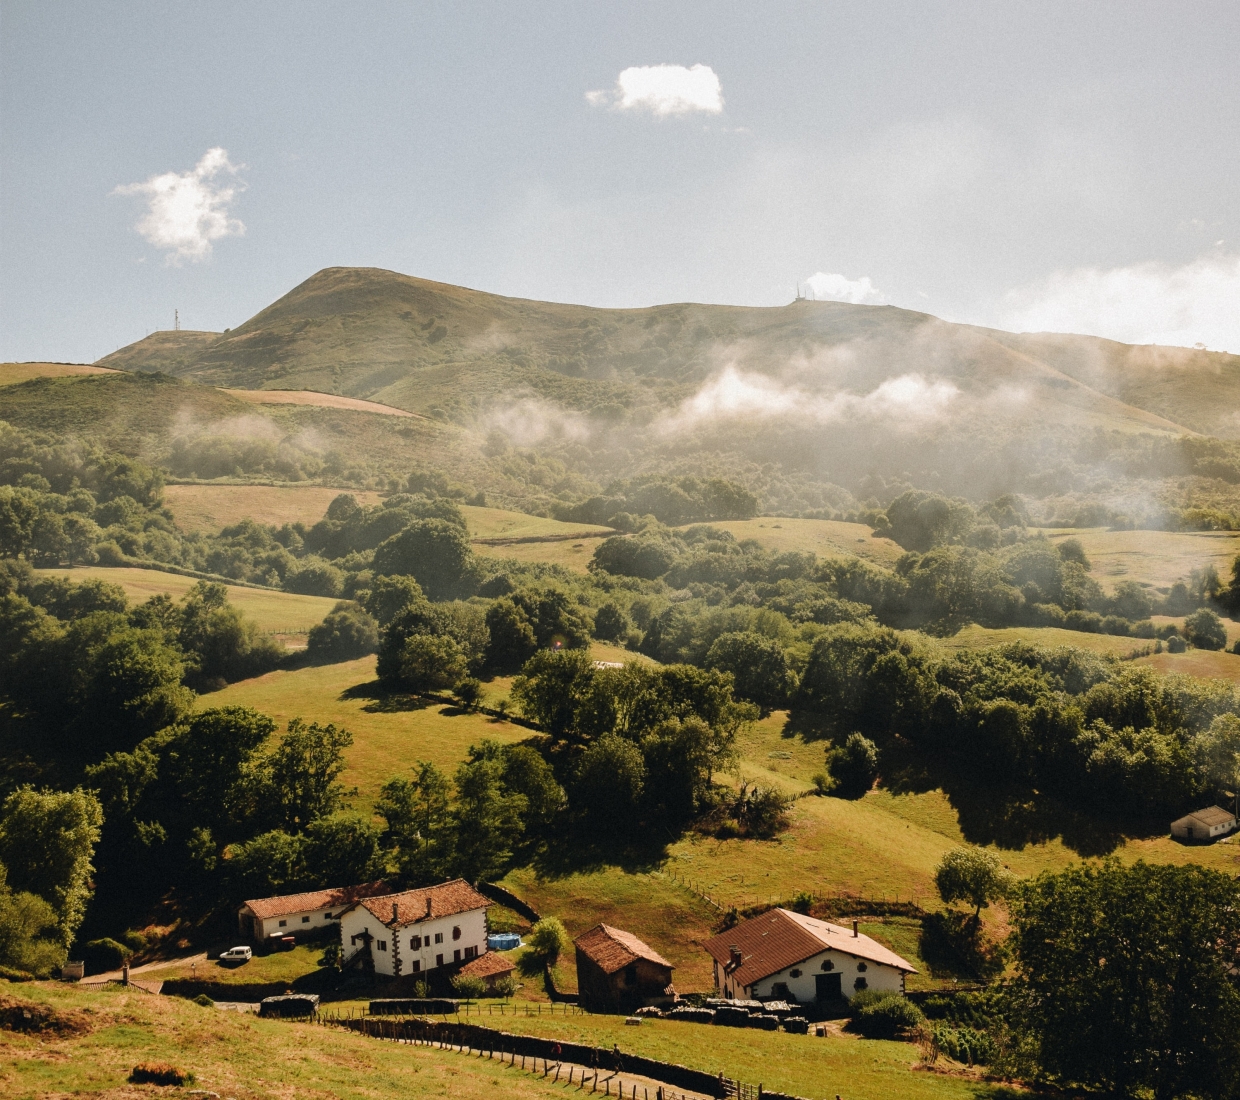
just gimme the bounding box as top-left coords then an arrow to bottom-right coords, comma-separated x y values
587,64 -> 723,116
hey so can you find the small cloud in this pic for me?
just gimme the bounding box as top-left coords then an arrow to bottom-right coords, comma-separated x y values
804,271 -> 887,305
586,64 -> 723,117
1000,254 -> 1240,353
114,147 -> 245,263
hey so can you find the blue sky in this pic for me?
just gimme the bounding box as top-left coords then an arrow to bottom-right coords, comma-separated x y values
2,0 -> 1238,361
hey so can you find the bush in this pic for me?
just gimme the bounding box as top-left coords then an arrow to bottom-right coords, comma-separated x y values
494,974 -> 517,999
129,1063 -> 190,1086
307,602 -> 379,662
1184,607 -> 1228,651
453,678 -> 484,709
450,973 -> 486,1000
1167,635 -> 1187,653
284,558 -> 344,598
852,991 -> 924,1039
933,1024 -> 998,1066
827,733 -> 880,799
82,937 -> 132,975
399,633 -> 467,692
192,993 -> 214,1007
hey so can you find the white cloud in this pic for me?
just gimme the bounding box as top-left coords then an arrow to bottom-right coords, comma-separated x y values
586,64 -> 723,117
1000,254 -> 1240,353
114,147 -> 245,263
804,271 -> 887,305
662,365 -> 957,432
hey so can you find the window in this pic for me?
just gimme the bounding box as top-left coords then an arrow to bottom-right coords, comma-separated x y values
278,920 -> 287,927
465,945 -> 477,960
302,915 -> 311,923
434,932 -> 444,944
411,935 -> 422,950
854,977 -> 867,991
452,926 -> 461,941
856,962 -> 867,972
378,940 -> 388,952
323,912 -> 333,919
820,959 -> 834,971
771,982 -> 790,998
789,969 -> 802,979
411,960 -> 421,973
436,953 -> 444,967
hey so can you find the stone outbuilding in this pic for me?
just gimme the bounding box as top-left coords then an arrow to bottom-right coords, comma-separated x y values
1171,805 -> 1237,842
704,908 -> 916,1004
574,924 -> 675,1014
237,881 -> 388,943
456,948 -> 517,993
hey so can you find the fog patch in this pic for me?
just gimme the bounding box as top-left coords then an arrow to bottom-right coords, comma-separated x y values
476,395 -> 591,448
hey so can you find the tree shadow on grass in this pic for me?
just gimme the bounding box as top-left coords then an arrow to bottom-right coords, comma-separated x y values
339,680 -> 439,714
524,820 -> 673,882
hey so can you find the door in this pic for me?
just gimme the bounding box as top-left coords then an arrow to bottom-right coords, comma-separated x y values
815,972 -> 842,1001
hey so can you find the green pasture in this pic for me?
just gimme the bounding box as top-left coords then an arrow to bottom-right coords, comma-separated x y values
1041,526 -> 1240,593
34,565 -> 338,634
676,517 -> 904,565
461,505 -> 613,540
162,483 -> 384,533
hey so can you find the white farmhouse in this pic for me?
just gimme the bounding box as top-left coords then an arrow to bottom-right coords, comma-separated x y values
704,908 -> 916,1003
338,879 -> 491,979
1171,805 -> 1237,842
237,881 -> 388,942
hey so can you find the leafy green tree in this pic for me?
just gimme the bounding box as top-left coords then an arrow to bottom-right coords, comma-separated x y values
307,601 -> 379,662
451,751 -> 526,883
1056,538 -> 1090,569
511,648 -> 596,739
262,720 -> 354,831
0,871 -> 66,978
1185,607 -> 1228,651
827,733 -> 880,799
371,519 -> 476,600
283,557 -> 345,597
450,973 -> 486,1000
705,631 -> 796,714
640,716 -> 717,822
590,535 -> 678,580
399,633 -> 467,692
524,917 -> 570,968
884,490 -> 976,552
483,597 -> 538,672
363,575 -> 426,627
500,745 -> 564,830
301,816 -> 385,886
226,830 -> 308,898
573,734 -> 645,833
376,762 -> 455,884
1007,860 -> 1240,1098
592,601 -> 631,642
0,787 -> 103,947
934,847 -> 1013,924
177,581 -> 284,688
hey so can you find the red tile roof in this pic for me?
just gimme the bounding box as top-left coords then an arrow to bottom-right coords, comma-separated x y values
242,881 -> 388,920
355,879 -> 491,928
459,951 -> 516,979
703,909 -> 916,988
574,924 -> 673,976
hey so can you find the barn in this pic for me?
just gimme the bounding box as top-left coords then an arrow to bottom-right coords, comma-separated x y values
704,909 -> 916,1004
574,924 -> 675,1014
1171,805 -> 1237,842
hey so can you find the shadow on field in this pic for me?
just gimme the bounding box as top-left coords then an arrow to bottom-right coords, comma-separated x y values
339,680 -> 440,714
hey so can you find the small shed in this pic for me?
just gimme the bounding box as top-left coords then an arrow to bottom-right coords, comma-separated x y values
1171,805 -> 1237,842
574,924 -> 675,1014
456,949 -> 517,993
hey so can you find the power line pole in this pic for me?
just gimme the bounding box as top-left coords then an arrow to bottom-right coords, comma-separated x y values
175,309 -> 180,331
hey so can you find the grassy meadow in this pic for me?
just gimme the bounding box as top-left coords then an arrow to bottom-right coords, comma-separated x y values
222,388 -> 421,417
0,362 -> 120,385
163,483 -> 385,533
1041,526 -> 1240,593
933,624 -> 1150,657
460,505 -> 613,540
34,565 -> 338,633
680,517 -> 905,566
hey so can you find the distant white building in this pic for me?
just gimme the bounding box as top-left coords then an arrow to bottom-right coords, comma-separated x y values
704,908 -> 916,1003
338,879 -> 491,979
238,881 -> 388,942
1171,806 -> 1237,842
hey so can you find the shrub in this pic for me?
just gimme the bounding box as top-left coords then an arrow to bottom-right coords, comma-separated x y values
449,973 -> 486,1000
789,890 -> 814,914
307,602 -> 379,661
827,733 -> 880,799
399,633 -> 467,692
453,678 -> 484,709
129,1063 -> 189,1086
284,558 -> 344,598
1184,607 -> 1227,651
933,1024 -> 998,1065
493,974 -> 517,999
192,993 -> 214,1007
852,992 -> 924,1039
1167,635 -> 1187,653
82,937 -> 132,975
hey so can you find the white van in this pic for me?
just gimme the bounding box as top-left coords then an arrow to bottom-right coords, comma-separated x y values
219,946 -> 253,962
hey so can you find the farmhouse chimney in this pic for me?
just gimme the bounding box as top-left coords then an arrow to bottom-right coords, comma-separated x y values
729,945 -> 742,970
425,896 -> 433,919
852,920 -> 858,938
392,902 -> 399,923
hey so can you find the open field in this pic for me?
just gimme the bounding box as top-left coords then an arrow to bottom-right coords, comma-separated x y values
163,483 -> 385,533
202,656 -> 531,810
1136,647 -> 1240,684
0,361 -> 121,385
0,982 -> 579,1100
681,518 -> 904,565
34,565 -> 338,632
1041,526 -> 1240,593
223,387 -> 422,417
461,505 -> 613,540
935,623 -> 1150,656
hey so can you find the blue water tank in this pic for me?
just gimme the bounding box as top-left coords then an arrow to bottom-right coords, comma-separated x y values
488,933 -> 522,951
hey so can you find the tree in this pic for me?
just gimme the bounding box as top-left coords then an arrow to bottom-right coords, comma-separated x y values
307,601 -> 379,662
1185,607 -> 1228,651
641,717 -> 716,822
934,847 -> 1013,924
0,787 -> 103,947
226,830 -> 308,898
399,633 -> 467,692
524,917 -> 570,968
573,735 -> 645,833
450,973 -> 486,1000
451,753 -> 526,884
884,490 -> 976,552
705,631 -> 796,715
592,601 -> 631,642
371,519 -> 476,600
590,535 -> 678,580
301,816 -> 385,887
363,575 -> 426,627
263,720 -> 354,831
484,598 -> 538,672
376,762 -> 455,884
0,865 -> 66,977
827,733 -> 880,799
1007,860 -> 1240,1098
178,581 -> 284,687
511,648 -> 596,740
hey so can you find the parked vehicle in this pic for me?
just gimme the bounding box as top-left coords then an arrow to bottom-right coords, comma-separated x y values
219,946 -> 253,962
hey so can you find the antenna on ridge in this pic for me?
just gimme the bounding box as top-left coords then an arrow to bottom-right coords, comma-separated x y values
175,309 -> 180,331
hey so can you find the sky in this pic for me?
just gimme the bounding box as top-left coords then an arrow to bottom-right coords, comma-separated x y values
2,0 -> 1238,362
